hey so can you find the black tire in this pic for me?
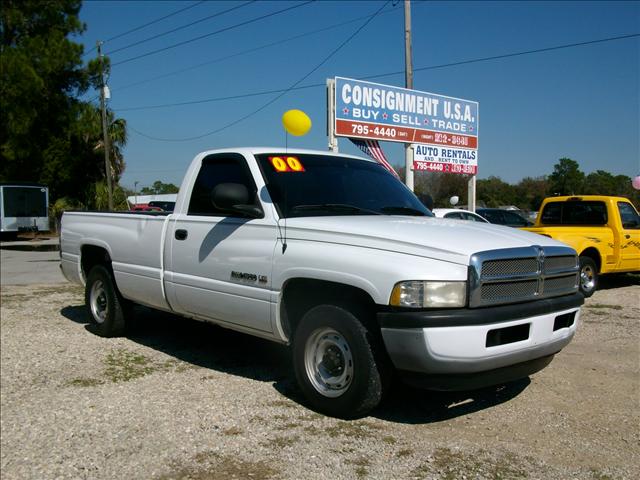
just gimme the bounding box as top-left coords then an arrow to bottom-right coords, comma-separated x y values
84,265 -> 129,337
292,304 -> 390,419
579,256 -> 598,298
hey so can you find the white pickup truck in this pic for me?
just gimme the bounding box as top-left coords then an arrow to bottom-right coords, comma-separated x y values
61,148 -> 583,418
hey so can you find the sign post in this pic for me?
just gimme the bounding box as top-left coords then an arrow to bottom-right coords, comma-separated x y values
326,79 -> 338,153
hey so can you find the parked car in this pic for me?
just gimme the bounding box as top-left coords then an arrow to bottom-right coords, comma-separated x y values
130,205 -> 163,212
432,208 -> 489,223
61,147 -> 583,418
477,208 -> 533,227
148,200 -> 176,212
522,195 -> 640,296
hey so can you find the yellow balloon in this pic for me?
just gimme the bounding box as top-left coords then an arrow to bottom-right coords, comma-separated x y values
282,109 -> 312,136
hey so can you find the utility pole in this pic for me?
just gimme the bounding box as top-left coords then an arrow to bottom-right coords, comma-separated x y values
404,0 -> 414,191
97,41 -> 114,211
134,181 -> 139,208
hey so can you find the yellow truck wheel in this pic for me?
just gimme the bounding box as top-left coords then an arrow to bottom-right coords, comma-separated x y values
579,256 -> 598,298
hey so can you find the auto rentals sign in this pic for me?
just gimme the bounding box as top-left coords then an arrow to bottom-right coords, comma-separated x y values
334,77 -> 479,174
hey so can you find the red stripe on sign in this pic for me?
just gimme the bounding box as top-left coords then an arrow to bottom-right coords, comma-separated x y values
413,129 -> 477,148
336,119 -> 477,148
413,161 -> 477,175
336,119 -> 415,144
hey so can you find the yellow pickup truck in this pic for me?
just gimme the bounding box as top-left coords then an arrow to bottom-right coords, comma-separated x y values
523,195 -> 640,297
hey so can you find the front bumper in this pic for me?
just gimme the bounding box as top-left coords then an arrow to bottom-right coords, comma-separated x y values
378,293 -> 583,390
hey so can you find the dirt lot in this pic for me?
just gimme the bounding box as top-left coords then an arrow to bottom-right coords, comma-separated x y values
1,278 -> 638,480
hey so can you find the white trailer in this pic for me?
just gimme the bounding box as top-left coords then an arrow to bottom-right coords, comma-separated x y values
0,183 -> 49,234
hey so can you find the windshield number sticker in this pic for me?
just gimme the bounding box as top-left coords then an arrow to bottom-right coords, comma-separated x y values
269,156 -> 305,173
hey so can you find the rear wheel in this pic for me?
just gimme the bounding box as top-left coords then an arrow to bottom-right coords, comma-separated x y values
292,304 -> 389,418
85,265 -> 129,337
579,256 -> 598,297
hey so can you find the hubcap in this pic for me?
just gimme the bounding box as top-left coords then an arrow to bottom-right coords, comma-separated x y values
580,265 -> 595,292
90,281 -> 108,324
304,328 -> 354,398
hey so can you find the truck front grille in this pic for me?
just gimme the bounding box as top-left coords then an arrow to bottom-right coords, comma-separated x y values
481,258 -> 537,277
469,246 -> 579,308
481,280 -> 538,302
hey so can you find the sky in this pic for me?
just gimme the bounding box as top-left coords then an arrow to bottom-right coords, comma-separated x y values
76,0 -> 640,191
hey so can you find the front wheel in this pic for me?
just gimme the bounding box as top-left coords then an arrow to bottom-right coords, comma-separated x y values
579,256 -> 598,297
84,265 -> 129,337
292,304 -> 389,419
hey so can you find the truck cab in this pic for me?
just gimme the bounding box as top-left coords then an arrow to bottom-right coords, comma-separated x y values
523,195 -> 640,296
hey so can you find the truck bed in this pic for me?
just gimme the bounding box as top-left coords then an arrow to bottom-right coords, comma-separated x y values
60,211 -> 172,311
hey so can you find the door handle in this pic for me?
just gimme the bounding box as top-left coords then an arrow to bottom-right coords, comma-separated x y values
175,229 -> 188,240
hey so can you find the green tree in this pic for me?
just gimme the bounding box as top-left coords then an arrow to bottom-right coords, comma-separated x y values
579,170 -> 639,201
140,181 -> 180,195
477,176 -> 517,208
549,158 -> 584,195
0,0 -> 123,205
415,171 -> 477,207
76,103 -> 128,182
515,176 -> 549,212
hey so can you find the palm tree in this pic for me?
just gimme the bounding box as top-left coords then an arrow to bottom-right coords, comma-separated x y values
77,103 -> 127,182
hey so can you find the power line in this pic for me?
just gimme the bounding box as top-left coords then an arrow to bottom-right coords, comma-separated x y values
83,0 -> 206,57
112,1 -> 316,67
127,1 -> 391,142
411,32 -> 640,77
117,32 -> 640,113
113,5 -> 403,94
107,1 -> 257,56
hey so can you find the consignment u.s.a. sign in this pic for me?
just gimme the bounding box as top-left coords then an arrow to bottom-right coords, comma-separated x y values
334,76 -> 479,175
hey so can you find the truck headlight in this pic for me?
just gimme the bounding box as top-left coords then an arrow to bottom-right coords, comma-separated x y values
389,281 -> 467,308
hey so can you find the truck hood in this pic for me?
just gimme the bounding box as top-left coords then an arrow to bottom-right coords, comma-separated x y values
283,215 -> 570,265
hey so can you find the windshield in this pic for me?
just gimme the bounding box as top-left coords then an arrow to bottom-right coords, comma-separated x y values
256,154 -> 432,218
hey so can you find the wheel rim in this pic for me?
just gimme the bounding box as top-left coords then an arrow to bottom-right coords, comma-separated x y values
304,327 -> 354,398
89,280 -> 108,324
580,264 -> 595,292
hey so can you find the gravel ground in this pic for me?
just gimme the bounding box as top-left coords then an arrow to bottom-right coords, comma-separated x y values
1,278 -> 638,480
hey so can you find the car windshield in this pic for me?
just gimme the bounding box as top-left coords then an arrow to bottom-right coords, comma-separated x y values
256,154 -> 432,218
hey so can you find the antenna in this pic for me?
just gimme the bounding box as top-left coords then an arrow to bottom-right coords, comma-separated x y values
282,132 -> 288,254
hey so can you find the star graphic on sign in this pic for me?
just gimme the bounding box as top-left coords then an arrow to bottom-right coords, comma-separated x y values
382,113 -> 388,120
343,107 -> 349,115
469,126 -> 474,131
424,118 -> 430,125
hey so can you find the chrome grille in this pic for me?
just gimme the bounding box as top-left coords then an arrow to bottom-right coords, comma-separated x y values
544,256 -> 578,273
545,274 -> 579,292
481,280 -> 538,301
482,258 -> 538,277
469,246 -> 579,308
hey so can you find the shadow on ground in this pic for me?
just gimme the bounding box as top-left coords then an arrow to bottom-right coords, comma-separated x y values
0,243 -> 59,252
371,378 -> 530,424
596,273 -> 640,291
60,304 -> 530,423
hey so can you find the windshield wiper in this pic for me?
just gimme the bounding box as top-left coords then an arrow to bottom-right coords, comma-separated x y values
380,206 -> 428,216
290,204 -> 382,215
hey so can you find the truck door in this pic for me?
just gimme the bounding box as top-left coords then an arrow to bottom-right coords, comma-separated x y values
164,153 -> 277,333
616,201 -> 640,271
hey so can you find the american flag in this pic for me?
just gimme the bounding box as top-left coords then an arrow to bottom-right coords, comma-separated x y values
349,138 -> 400,178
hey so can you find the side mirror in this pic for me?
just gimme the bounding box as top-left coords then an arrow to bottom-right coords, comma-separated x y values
211,183 -> 263,218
